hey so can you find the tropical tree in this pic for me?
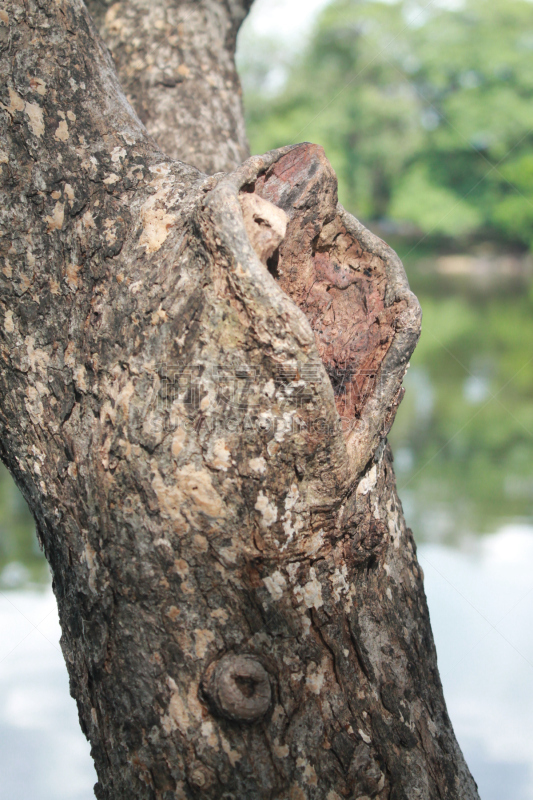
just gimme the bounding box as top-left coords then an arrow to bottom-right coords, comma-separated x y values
0,1 -> 479,797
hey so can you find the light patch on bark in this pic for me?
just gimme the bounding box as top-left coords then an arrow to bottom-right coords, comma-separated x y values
275,412 -> 296,443
171,427 -> 186,457
201,720 -> 219,749
220,734 -> 241,766
273,739 -> 290,758
208,438 -> 231,471
66,263 -> 81,291
255,491 -> 278,527
81,543 -> 98,594
289,784 -> 307,800
73,365 -> 87,392
129,279 -> 143,294
357,464 -> 377,495
151,465 -> 187,527
64,341 -> 76,368
6,87 -> 24,112
239,193 -> 288,266
210,608 -> 228,623
284,483 -> 299,510
162,678 -> 190,735
187,681 -> 204,722
294,568 -> 323,610
4,310 -> 14,333
25,102 -> 44,137
174,559 -> 189,579
166,606 -> 180,622
296,759 -> 318,786
54,119 -> 69,141
192,534 -> 209,553
305,658 -> 328,695
263,379 -> 276,397
111,146 -> 127,163
281,510 -> 303,551
142,412 -> 163,447
116,380 -> 135,416
176,464 -> 223,517
330,565 -> 350,602
263,570 -> 287,601
29,77 -> 47,95
25,336 -> 50,373
82,209 -> 96,229
151,306 -> 168,325
249,456 -> 266,474
139,188 -> 176,253
24,385 -> 44,425
359,728 -> 372,744
45,202 -> 65,232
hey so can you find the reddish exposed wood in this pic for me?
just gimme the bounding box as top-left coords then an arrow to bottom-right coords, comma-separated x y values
253,144 -> 407,425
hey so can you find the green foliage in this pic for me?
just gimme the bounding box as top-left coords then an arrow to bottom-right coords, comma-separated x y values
0,463 -> 47,585
240,0 -> 533,246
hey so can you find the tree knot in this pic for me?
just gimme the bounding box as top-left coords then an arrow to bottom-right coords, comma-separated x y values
201,654 -> 271,723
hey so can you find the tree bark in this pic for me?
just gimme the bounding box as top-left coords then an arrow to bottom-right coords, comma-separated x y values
85,0 -> 252,173
0,2 -> 479,799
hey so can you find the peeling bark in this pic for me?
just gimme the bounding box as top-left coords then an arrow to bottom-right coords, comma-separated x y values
0,2 -> 479,799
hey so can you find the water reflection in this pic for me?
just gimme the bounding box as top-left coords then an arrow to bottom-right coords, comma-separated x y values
389,259 -> 533,544
0,589 -> 96,800
420,526 -> 533,800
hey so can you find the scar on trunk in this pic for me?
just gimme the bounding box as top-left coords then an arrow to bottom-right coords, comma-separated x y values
240,143 -> 408,429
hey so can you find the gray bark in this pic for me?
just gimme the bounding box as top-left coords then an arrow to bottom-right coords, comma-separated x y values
85,0 -> 252,173
0,1 -> 480,798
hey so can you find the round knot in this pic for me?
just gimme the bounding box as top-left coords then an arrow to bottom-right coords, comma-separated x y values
202,654 -> 271,723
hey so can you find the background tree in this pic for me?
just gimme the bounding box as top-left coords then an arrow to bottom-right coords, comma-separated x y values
242,0 -> 533,246
0,1 -> 479,799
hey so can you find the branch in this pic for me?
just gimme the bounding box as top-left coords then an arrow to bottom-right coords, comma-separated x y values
85,0 -> 252,172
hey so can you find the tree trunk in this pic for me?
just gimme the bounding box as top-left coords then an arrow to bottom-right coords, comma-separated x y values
85,0 -> 252,173
0,2 -> 479,799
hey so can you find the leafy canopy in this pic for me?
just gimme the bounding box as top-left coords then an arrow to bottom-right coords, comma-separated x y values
240,0 -> 533,246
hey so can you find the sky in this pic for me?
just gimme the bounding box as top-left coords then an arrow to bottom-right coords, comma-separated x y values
239,0 -> 332,49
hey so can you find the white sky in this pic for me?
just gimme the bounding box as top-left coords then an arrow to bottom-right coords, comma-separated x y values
239,0 -> 332,49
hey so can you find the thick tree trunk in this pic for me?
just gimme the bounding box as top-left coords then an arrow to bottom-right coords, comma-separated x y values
0,2 -> 479,799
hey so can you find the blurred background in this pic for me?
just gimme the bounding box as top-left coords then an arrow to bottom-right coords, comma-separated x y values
1,0 -> 532,797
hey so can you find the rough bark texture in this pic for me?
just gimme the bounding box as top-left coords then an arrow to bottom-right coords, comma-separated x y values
85,0 -> 252,173
0,2 -> 480,799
